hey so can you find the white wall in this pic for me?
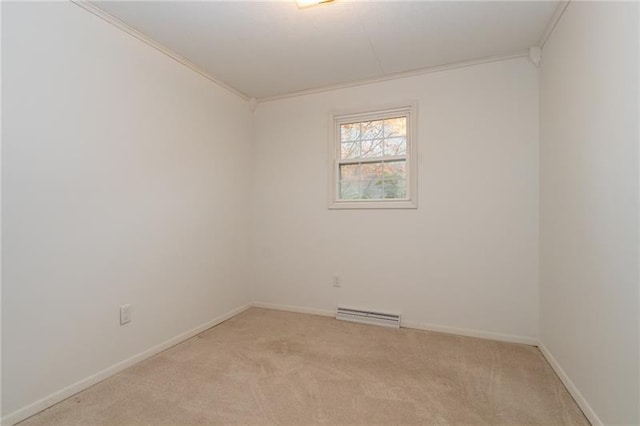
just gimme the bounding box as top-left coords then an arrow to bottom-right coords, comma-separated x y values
1,2 -> 252,419
539,2 -> 639,424
251,57 -> 540,341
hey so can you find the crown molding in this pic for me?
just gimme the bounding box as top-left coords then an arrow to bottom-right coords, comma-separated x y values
257,50 -> 529,104
538,1 -> 571,50
69,0 -> 250,102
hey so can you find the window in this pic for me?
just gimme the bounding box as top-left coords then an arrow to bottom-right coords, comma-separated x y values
329,103 -> 417,209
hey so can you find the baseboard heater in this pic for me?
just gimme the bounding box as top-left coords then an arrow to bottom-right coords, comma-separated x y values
336,307 -> 401,329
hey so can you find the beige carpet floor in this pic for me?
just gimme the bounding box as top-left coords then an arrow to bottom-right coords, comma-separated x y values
20,308 -> 588,425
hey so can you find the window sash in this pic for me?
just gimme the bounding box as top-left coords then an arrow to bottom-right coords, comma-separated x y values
337,155 -> 406,166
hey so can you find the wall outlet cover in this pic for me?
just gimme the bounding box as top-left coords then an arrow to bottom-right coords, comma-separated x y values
120,305 -> 131,325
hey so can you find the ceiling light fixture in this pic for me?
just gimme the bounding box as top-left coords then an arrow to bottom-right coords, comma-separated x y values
296,0 -> 334,8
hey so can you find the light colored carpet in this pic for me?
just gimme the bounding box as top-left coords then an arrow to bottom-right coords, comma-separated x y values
19,308 -> 588,425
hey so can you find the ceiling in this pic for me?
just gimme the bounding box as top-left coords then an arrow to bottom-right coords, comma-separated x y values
94,1 -> 559,100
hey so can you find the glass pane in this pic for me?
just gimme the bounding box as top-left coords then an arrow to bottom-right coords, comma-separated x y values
383,178 -> 406,198
362,179 -> 384,199
361,162 -> 383,181
340,181 -> 362,199
340,123 -> 360,142
383,161 -> 407,199
384,117 -> 406,138
340,141 -> 360,160
360,163 -> 383,199
383,160 -> 406,178
360,139 -> 384,158
361,120 -> 384,140
383,137 -> 406,156
339,163 -> 360,181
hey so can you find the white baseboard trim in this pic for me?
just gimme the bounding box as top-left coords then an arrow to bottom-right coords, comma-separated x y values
1,303 -> 251,426
538,342 -> 602,426
402,320 -> 538,346
252,301 -> 538,346
252,301 -> 335,318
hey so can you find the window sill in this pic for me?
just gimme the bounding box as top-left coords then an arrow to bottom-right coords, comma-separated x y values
328,199 -> 417,210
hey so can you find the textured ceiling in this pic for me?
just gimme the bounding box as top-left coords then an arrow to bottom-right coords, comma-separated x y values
95,1 -> 558,99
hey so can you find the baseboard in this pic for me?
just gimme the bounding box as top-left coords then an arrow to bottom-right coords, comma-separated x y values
538,342 -> 602,426
402,320 -> 538,346
1,303 -> 251,426
252,301 -> 538,346
252,301 -> 335,318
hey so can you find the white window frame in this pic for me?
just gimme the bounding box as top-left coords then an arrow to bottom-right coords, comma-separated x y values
328,102 -> 418,209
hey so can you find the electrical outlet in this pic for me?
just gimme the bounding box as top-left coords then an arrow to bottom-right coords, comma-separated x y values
120,304 -> 131,325
332,275 -> 341,288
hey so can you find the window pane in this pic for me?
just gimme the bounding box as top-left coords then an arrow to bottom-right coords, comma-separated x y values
340,141 -> 360,160
340,123 -> 360,141
383,160 -> 406,177
383,161 -> 407,199
361,162 -> 382,180
383,137 -> 406,156
361,120 -> 384,139
360,163 -> 383,199
361,179 -> 384,199
339,181 -> 362,199
339,163 -> 360,181
383,178 -> 406,198
360,139 -> 384,158
384,117 -> 406,138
